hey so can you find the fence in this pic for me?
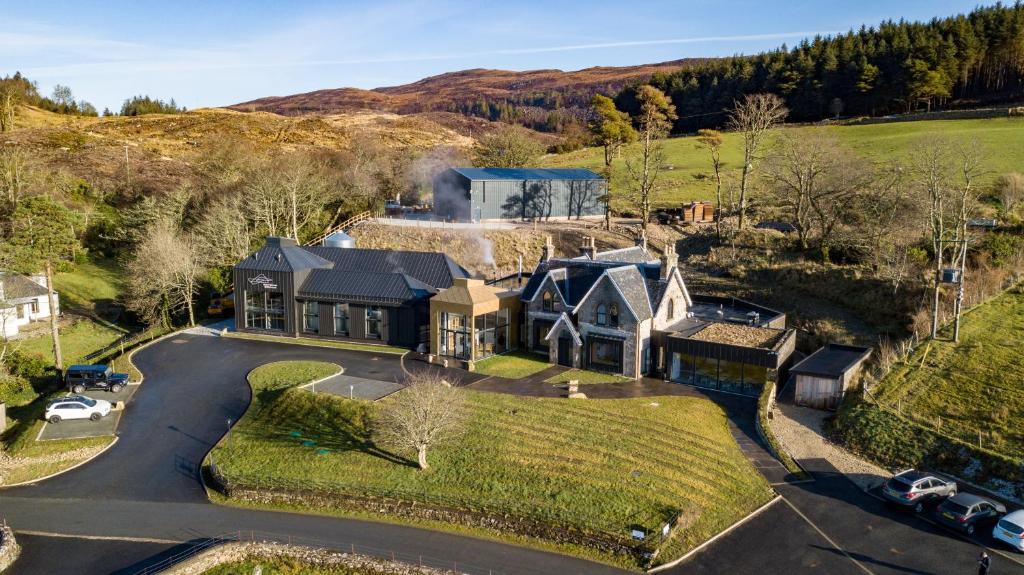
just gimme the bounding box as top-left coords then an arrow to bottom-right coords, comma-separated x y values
134,529 -> 510,575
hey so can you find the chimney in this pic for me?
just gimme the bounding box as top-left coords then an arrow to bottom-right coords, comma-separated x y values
635,230 -> 648,252
660,242 -> 678,280
580,236 -> 596,259
540,236 -> 555,263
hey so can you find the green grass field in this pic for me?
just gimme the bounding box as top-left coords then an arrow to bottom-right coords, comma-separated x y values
54,258 -> 124,312
212,361 -> 771,567
870,287 -> 1024,459
543,117 -> 1024,208
472,351 -> 552,378
546,368 -> 631,385
18,319 -> 127,364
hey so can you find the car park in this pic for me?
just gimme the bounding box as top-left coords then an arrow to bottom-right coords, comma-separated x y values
934,493 -> 1006,535
993,510 -> 1024,552
881,469 -> 958,513
65,364 -> 129,394
44,395 -> 112,424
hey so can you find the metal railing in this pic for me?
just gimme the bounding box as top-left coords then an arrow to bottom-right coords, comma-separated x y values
305,210 -> 378,246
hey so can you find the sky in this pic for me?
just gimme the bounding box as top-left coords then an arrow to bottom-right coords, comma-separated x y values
0,0 -> 988,112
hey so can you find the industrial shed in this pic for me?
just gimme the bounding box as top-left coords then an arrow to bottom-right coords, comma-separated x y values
792,343 -> 872,409
432,167 -> 607,222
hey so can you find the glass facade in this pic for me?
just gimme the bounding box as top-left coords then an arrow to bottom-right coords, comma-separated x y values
669,352 -> 769,396
366,306 -> 383,339
244,290 -> 285,331
302,301 -> 319,334
474,309 -> 510,360
333,303 -> 349,335
588,338 -> 623,372
439,312 -> 470,360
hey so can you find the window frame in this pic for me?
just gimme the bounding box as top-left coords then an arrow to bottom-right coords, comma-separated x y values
595,303 -> 607,326
542,290 -> 553,312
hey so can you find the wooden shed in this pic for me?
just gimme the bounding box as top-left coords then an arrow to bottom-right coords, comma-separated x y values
792,343 -> 872,410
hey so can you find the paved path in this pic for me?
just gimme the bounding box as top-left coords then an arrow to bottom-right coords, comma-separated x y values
309,373 -> 405,401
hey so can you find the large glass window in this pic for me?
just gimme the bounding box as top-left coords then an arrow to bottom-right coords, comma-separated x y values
719,360 -> 744,394
244,290 -> 285,332
473,309 -> 511,360
333,303 -> 349,335
693,355 -> 719,389
366,306 -> 384,339
533,320 -> 552,353
439,312 -> 469,360
302,301 -> 319,334
588,338 -> 623,372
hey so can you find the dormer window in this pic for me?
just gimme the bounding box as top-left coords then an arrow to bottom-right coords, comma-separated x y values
667,299 -> 675,320
609,303 -> 619,327
596,303 -> 607,325
542,290 -> 553,312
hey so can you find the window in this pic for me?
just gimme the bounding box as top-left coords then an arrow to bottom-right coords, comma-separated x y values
366,306 -> 384,339
244,290 -> 285,332
302,301 -> 319,334
542,290 -> 553,312
333,303 -> 349,335
596,303 -> 607,326
609,303 -> 619,327
30,300 -> 40,314
533,320 -> 553,353
588,338 -> 623,372
667,299 -> 675,320
439,312 -> 469,360
16,305 -> 25,319
473,309 -> 510,360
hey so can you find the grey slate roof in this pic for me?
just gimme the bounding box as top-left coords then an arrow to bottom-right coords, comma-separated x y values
0,272 -> 47,301
603,266 -> 653,320
450,167 -> 604,181
304,246 -> 469,290
299,270 -> 435,305
576,245 -> 655,264
235,238 -> 333,273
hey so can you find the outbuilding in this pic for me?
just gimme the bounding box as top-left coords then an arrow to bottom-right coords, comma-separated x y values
432,167 -> 607,222
791,343 -> 872,409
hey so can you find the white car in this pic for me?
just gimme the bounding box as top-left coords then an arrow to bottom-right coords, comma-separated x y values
44,395 -> 112,424
994,510 -> 1024,552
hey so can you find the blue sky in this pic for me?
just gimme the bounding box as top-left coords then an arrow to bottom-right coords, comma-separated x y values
1,0 -> 986,112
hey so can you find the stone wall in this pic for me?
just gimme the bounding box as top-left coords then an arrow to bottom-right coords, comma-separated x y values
0,521 -> 20,574
162,541 -> 454,575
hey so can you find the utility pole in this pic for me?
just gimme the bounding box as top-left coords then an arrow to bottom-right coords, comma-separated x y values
952,238 -> 969,343
124,144 -> 131,190
933,236 -> 970,342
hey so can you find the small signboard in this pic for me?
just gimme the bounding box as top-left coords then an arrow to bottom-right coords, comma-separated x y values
940,269 -> 962,284
631,529 -> 646,541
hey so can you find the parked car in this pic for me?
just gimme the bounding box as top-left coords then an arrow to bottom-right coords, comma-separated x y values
935,493 -> 1007,535
65,364 -> 129,394
44,395 -> 112,424
993,510 -> 1024,552
881,469 -> 958,512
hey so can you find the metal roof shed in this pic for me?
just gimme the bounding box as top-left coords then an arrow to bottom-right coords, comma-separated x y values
792,343 -> 872,410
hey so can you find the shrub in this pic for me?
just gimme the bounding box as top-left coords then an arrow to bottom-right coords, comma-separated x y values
7,350 -> 51,380
0,375 -> 30,403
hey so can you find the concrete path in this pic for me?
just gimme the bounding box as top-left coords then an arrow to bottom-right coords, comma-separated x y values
308,373 -> 404,401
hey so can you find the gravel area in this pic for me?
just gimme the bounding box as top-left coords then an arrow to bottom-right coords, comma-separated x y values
771,401 -> 889,492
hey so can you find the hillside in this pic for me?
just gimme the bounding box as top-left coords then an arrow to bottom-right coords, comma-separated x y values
543,117 -> 1024,210
229,60 -> 702,124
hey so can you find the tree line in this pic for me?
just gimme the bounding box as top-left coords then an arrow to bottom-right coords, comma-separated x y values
620,3 -> 1024,131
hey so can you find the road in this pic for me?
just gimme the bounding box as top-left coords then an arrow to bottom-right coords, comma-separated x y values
3,332 -> 1024,574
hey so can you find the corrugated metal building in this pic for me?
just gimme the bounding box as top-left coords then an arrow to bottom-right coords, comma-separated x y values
432,167 -> 607,221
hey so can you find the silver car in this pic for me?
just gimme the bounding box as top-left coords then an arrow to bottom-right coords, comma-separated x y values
882,469 -> 957,513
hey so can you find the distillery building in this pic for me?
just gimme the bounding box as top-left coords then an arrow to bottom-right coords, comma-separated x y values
432,167 -> 607,222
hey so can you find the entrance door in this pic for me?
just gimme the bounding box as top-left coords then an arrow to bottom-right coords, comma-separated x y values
557,337 -> 573,367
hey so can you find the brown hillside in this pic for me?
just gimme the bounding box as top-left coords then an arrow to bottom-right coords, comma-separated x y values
229,59 -> 704,117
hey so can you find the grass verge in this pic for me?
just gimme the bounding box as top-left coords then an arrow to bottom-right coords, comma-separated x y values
756,383 -> 807,480
224,332 -> 407,355
545,368 -> 631,386
209,361 -> 772,568
472,352 -> 552,379
201,557 -> 414,575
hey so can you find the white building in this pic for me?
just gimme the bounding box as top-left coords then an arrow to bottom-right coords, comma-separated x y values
0,272 -> 59,339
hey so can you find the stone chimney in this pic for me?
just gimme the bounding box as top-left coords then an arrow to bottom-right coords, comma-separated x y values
635,230 -> 648,252
660,242 -> 678,280
579,236 -> 596,259
540,236 -> 555,263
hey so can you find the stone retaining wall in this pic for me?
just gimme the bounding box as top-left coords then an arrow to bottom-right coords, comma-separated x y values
162,541 -> 453,575
0,521 -> 20,573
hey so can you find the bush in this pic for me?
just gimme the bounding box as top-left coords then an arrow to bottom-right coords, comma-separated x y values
7,350 -> 51,380
0,375 -> 30,403
981,233 -> 1024,268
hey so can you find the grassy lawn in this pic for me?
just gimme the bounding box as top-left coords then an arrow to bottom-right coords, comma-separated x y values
869,287 -> 1024,460
225,331 -> 407,355
543,117 -> 1024,208
54,258 -> 124,312
545,368 -> 631,386
472,351 -> 551,379
202,557 -> 406,575
212,361 -> 772,567
18,318 -> 127,364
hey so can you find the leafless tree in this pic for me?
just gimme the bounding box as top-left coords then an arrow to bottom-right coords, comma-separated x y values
728,93 -> 788,230
375,370 -> 465,470
125,221 -> 202,327
0,146 -> 38,211
624,85 -> 676,231
695,129 -> 725,239
242,165 -> 284,237
0,85 -> 16,132
993,173 -> 1024,216
194,194 -> 257,268
279,153 -> 333,242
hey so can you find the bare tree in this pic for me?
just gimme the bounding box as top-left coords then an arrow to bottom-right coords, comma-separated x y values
993,173 -> 1024,216
279,153 -> 333,241
375,371 -> 465,470
0,146 -> 38,212
624,85 -> 676,231
194,194 -> 257,268
728,93 -> 788,230
242,163 -> 285,237
0,85 -> 16,132
125,222 -> 202,327
695,129 -> 725,239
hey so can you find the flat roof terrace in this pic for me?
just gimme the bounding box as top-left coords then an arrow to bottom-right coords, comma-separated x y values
688,295 -> 784,327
